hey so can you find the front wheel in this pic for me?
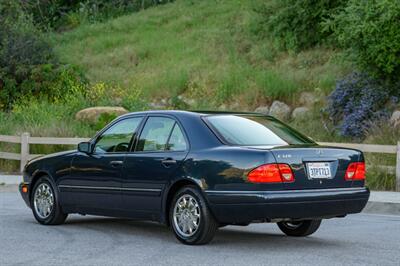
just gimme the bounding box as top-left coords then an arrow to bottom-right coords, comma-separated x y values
277,219 -> 321,237
31,176 -> 68,225
169,186 -> 218,245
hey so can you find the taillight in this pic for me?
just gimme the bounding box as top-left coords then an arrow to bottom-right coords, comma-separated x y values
345,162 -> 366,180
248,164 -> 294,183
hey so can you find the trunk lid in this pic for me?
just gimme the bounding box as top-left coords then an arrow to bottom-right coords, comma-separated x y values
247,144 -> 362,189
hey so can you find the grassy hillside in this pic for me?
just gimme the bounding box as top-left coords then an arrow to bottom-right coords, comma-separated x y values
53,0 -> 348,108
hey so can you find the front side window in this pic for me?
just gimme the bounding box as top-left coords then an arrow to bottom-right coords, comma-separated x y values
94,117 -> 143,153
205,115 -> 314,146
136,117 -> 176,152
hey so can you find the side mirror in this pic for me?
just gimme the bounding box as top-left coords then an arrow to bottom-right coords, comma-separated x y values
78,142 -> 92,154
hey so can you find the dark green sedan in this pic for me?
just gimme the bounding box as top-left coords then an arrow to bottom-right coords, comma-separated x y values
19,111 -> 370,245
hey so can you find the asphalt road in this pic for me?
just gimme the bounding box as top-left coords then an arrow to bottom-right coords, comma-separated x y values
1,191 -> 399,266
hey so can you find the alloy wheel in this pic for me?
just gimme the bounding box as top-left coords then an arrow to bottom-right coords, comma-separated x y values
173,194 -> 201,237
33,183 -> 54,219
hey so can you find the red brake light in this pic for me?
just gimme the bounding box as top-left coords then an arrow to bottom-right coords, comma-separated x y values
345,162 -> 366,180
248,164 -> 294,183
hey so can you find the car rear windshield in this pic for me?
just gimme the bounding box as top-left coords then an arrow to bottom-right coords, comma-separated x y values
204,115 -> 314,146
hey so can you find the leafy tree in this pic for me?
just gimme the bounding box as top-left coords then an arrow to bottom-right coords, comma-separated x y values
324,0 -> 400,81
0,1 -> 84,110
256,0 -> 347,51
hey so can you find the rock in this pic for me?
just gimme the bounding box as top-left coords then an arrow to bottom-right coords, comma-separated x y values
160,98 -> 168,105
299,92 -> 319,106
186,99 -> 196,106
390,110 -> 400,127
229,101 -> 241,111
292,107 -> 310,119
218,104 -> 228,111
178,95 -> 196,106
269,101 -> 291,120
75,107 -> 128,123
254,105 -> 269,115
149,102 -> 167,109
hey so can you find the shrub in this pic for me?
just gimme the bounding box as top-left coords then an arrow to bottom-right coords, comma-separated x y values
324,0 -> 400,80
19,0 -> 175,30
121,87 -> 148,112
256,0 -> 346,51
327,72 -> 391,138
0,2 -> 52,109
85,82 -> 147,111
0,2 -> 87,110
0,61 -> 86,110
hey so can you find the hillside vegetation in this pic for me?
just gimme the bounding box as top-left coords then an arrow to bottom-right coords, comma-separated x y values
53,0 -> 347,107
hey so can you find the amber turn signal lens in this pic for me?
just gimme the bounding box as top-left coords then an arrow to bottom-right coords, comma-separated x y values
22,185 -> 28,193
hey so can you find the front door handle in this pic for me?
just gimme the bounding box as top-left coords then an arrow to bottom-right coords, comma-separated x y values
161,158 -> 176,167
110,160 -> 123,167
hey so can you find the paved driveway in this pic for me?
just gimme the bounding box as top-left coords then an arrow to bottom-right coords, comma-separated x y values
1,191 -> 399,265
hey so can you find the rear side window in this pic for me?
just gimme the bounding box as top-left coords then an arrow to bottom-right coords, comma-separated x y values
205,115 -> 313,146
167,124 -> 187,151
137,117 -> 175,152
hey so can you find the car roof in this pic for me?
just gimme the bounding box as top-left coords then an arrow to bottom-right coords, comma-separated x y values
120,110 -> 271,118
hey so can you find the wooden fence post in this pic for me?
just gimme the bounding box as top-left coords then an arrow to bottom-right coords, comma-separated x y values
396,141 -> 400,192
20,132 -> 30,173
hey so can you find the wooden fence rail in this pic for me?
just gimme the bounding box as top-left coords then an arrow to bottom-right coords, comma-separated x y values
0,133 -> 90,173
1,133 -> 399,191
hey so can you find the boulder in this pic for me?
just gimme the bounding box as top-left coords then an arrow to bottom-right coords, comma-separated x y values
149,101 -> 167,109
75,107 -> 128,123
177,95 -> 196,106
254,105 -> 269,115
299,92 -> 319,106
390,110 -> 400,127
218,104 -> 228,111
160,98 -> 168,105
269,101 -> 291,120
229,101 -> 241,111
292,106 -> 309,119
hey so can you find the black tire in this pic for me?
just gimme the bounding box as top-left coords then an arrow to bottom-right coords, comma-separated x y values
277,220 -> 321,237
169,185 -> 218,245
31,176 -> 68,225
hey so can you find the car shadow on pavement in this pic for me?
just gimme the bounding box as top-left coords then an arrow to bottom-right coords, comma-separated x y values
215,227 -> 339,248
53,215 -> 341,249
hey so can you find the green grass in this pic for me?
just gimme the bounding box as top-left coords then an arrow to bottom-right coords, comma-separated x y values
364,153 -> 397,191
0,97 -> 96,173
365,167 -> 396,191
52,0 -> 349,107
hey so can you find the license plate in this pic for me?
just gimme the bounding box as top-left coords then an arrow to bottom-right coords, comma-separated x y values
307,162 -> 332,179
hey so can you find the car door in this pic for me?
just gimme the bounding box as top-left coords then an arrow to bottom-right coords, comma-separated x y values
122,116 -> 189,216
60,116 -> 144,213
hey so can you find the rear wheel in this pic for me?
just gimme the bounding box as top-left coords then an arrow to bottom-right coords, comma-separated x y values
277,219 -> 321,237
31,176 -> 67,225
169,186 -> 218,245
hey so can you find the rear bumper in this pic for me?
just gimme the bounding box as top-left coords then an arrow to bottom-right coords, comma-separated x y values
205,187 -> 370,224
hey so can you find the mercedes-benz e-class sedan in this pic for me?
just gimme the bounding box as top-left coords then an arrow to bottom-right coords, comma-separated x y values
20,111 -> 370,245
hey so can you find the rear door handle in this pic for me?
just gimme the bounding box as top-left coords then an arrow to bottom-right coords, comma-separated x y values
110,160 -> 123,167
161,158 -> 176,167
